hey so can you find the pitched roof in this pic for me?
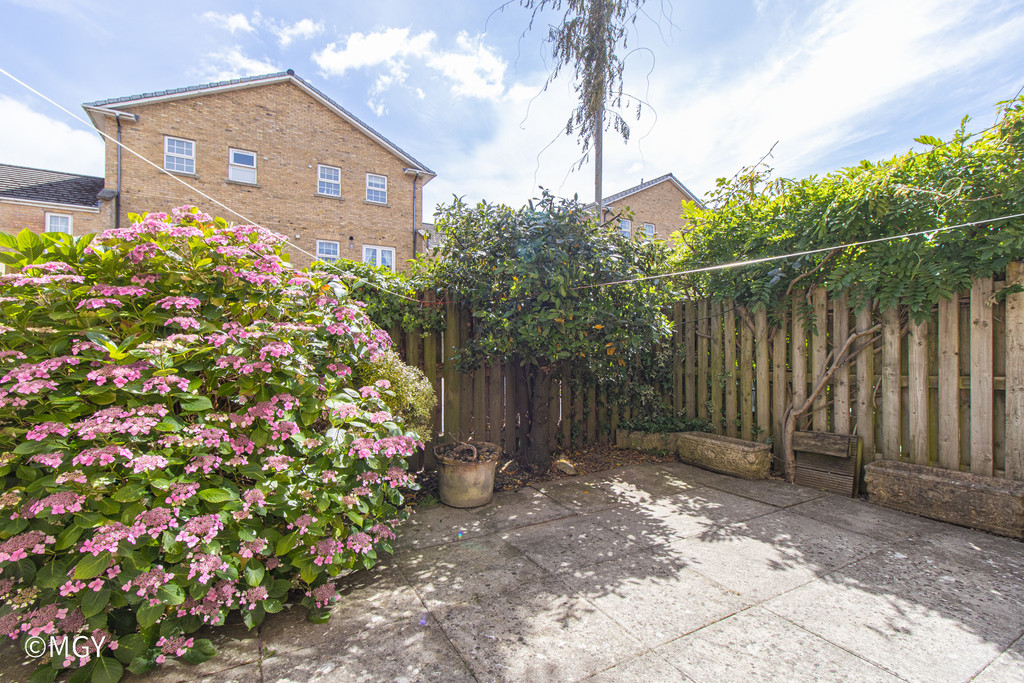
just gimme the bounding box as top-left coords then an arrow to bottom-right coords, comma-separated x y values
0,163 -> 104,208
83,70 -> 435,176
597,173 -> 704,208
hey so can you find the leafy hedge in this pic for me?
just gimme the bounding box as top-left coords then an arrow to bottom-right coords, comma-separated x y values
0,208 -> 423,682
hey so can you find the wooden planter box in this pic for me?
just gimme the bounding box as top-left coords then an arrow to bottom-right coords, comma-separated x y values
865,460 -> 1024,539
617,430 -> 771,480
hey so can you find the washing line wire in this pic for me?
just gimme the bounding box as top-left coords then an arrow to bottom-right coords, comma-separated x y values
3,67 -> 1023,305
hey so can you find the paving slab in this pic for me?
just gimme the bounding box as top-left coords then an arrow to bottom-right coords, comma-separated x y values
467,486 -> 575,531
657,606 -> 901,683
763,539 -> 1024,683
498,506 -> 662,573
392,502 -> 490,552
699,474 -> 828,508
666,509 -> 882,602
628,486 -> 779,541
788,492 -> 953,543
396,533 -> 549,608
129,661 -> 263,683
581,463 -> 703,504
559,546 -> 747,647
973,634 -> 1024,683
261,614 -> 475,683
531,477 -> 624,513
585,650 -> 697,682
432,575 -> 644,682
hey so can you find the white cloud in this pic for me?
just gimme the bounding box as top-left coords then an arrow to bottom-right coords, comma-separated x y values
201,11 -> 257,34
426,32 -> 506,99
0,97 -> 103,177
314,28 -> 436,77
197,47 -> 280,82
273,18 -> 324,47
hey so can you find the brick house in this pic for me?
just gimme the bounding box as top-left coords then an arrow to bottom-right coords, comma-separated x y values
82,70 -> 435,270
0,163 -> 113,238
594,173 -> 703,240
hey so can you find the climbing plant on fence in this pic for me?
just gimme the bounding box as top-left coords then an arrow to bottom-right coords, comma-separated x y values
0,209 -> 422,681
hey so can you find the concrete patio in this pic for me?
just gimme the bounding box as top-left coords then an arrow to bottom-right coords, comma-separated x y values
5,461 -> 1024,682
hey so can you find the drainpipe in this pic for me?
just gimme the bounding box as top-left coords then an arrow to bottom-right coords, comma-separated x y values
115,115 -> 122,230
405,168 -> 422,258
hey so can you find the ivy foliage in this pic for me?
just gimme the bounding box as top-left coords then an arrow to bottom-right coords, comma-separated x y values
670,96 -> 1024,322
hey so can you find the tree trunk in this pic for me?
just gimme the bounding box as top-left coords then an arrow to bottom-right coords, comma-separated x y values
594,105 -> 603,216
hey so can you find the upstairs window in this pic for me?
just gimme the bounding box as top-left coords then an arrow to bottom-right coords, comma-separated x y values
363,245 -> 395,271
619,219 -> 631,238
644,223 -> 656,239
366,173 -> 387,204
318,165 -> 341,197
45,213 -> 72,235
228,148 -> 257,184
164,136 -> 195,174
316,240 -> 340,263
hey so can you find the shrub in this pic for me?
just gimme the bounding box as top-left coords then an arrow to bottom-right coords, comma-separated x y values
351,348 -> 436,441
620,414 -> 714,434
0,208 -> 422,681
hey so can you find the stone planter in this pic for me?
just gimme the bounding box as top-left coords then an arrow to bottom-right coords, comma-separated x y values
865,460 -> 1024,539
616,430 -> 771,479
435,442 -> 501,508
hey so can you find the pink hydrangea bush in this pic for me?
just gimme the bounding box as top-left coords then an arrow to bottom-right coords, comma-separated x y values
0,209 -> 423,681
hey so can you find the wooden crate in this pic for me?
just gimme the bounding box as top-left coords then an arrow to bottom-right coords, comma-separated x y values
793,431 -> 862,497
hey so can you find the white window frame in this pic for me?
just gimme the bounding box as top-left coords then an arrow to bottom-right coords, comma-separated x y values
45,212 -> 72,235
316,240 -> 340,263
365,173 -> 387,204
317,165 -> 341,197
164,136 -> 195,174
228,148 -> 257,184
619,219 -> 632,238
362,244 -> 396,271
643,222 -> 656,239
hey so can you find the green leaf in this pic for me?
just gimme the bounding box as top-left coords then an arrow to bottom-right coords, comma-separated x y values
275,530 -> 299,556
74,551 -> 111,580
27,662 -> 58,683
136,601 -> 164,628
244,560 -> 265,587
197,487 -> 233,503
90,657 -> 123,683
55,523 -> 86,552
36,560 -> 68,588
262,598 -> 283,613
157,583 -> 185,605
127,655 -> 155,675
112,634 -> 146,665
113,483 -> 146,502
180,396 -> 213,412
82,587 -> 112,617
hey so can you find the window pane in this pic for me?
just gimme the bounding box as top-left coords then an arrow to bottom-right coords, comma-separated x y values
363,247 -> 378,266
644,223 -> 655,238
231,151 -> 255,167
46,215 -> 71,234
319,166 -> 339,181
366,174 -> 387,203
229,166 -> 257,183
318,180 -> 340,196
620,219 -> 631,238
317,241 -> 339,262
381,249 -> 394,269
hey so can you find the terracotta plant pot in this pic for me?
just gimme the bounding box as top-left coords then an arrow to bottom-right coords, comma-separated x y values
435,442 -> 501,508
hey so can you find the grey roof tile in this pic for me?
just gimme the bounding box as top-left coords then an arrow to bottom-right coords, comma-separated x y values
0,163 -> 104,207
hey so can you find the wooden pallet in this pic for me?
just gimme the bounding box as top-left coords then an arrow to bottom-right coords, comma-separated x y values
793,431 -> 862,497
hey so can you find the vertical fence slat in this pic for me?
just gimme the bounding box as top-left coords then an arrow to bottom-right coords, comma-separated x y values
881,306 -> 901,460
971,277 -> 994,476
586,384 -> 597,444
755,309 -> 770,441
772,311 -> 787,455
938,296 -> 960,471
442,297 -> 460,441
740,313 -> 753,440
1006,263 -> 1024,480
812,288 -> 828,431
503,361 -> 517,454
473,359 -> 487,438
792,294 -> 807,432
833,292 -> 850,434
724,301 -> 738,437
548,370 -> 560,451
560,371 -> 571,446
458,309 -> 473,438
909,319 -> 929,465
698,300 -> 710,421
855,306 -> 875,464
422,294 -> 440,464
673,302 -> 683,415
710,301 -> 723,433
684,301 -> 696,419
488,362 -> 503,445
598,388 -> 609,444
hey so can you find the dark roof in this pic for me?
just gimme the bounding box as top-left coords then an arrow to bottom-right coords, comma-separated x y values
599,172 -> 704,208
84,70 -> 434,176
0,163 -> 104,208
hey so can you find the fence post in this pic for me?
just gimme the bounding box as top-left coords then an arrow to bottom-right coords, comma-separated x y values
970,277 -> 994,475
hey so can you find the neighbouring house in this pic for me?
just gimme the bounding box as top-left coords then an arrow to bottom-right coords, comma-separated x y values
0,163 -> 114,238
593,172 -> 703,240
82,70 -> 435,270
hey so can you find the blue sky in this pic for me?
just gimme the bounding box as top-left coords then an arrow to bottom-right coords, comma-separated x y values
1,0 -> 1023,218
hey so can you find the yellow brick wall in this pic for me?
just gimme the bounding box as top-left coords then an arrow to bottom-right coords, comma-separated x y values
99,81 -> 429,270
604,180 -> 695,240
0,201 -> 111,238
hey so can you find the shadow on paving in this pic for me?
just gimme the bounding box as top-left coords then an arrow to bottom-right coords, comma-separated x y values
1,461 -> 1022,682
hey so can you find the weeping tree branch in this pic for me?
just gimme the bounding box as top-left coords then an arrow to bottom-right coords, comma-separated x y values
780,323 -> 881,482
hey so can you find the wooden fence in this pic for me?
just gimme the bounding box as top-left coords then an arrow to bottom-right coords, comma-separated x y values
390,266 -> 1024,482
